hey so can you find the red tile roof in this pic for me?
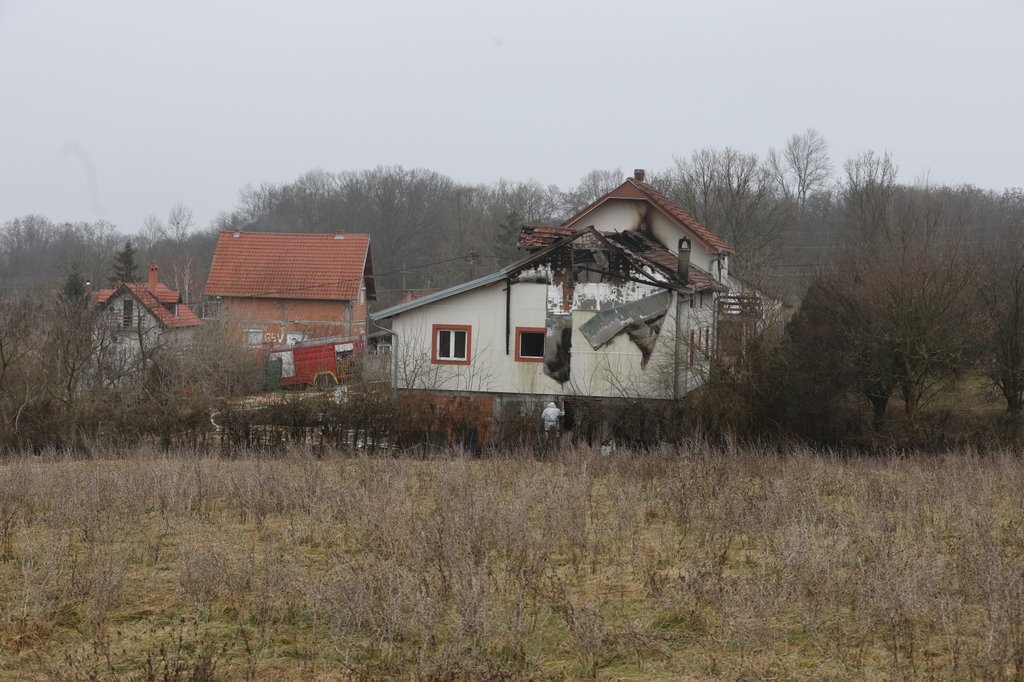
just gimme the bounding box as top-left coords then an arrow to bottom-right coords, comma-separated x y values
98,283 -> 201,329
97,282 -> 180,305
204,231 -> 372,300
544,177 -> 735,255
519,224 -> 574,249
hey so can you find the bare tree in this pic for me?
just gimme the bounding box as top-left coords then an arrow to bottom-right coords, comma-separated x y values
768,128 -> 833,212
980,222 -> 1024,418
0,216 -> 118,292
668,147 -> 793,266
840,151 -> 898,247
141,214 -> 167,244
559,168 -> 624,216
785,190 -> 977,431
167,202 -> 195,243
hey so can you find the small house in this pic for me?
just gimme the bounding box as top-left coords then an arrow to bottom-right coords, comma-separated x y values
203,230 -> 375,347
97,263 -> 202,356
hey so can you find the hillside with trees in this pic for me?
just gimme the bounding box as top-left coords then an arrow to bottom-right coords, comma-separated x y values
1,130 -> 1022,451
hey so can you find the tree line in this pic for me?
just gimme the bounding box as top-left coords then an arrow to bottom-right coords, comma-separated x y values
0,129 -> 1022,450
704,185 -> 1024,448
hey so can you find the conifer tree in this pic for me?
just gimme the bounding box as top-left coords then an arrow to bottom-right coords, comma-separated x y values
60,266 -> 89,308
110,240 -> 139,284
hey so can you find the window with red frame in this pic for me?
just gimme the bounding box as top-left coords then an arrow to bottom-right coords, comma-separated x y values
515,327 -> 545,362
432,324 -> 471,364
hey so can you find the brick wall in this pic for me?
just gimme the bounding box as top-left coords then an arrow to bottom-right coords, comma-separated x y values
221,297 -> 367,345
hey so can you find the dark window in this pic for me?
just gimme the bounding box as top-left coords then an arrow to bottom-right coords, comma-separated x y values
122,299 -> 133,328
516,327 -> 545,361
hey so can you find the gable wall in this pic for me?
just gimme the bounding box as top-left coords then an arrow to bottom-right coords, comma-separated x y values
103,289 -> 163,340
568,199 -> 716,272
101,289 -> 195,364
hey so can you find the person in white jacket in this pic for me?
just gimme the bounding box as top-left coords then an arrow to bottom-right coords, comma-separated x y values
541,401 -> 563,433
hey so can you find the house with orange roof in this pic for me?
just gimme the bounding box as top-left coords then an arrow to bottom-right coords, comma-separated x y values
203,230 -> 375,348
371,170 -> 752,443
96,263 -> 202,356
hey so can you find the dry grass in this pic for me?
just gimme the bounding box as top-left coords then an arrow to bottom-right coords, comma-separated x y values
1,443 -> 1024,680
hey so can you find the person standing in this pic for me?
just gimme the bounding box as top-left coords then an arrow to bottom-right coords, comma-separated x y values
541,401 -> 563,444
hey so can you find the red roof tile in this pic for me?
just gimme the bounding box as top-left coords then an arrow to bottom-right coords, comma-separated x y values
544,178 -> 734,255
204,231 -> 372,300
98,283 -> 201,329
96,282 -> 179,305
519,224 -> 574,248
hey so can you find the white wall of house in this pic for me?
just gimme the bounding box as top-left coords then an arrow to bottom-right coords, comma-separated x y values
387,279 -> 717,400
102,290 -> 195,362
382,190 -> 730,402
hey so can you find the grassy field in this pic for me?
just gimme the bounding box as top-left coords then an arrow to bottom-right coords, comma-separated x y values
1,444 -> 1024,680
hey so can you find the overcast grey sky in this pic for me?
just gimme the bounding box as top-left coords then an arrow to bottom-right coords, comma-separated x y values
1,0 -> 1021,233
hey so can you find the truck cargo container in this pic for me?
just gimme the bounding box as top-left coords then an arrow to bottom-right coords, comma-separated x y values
266,336 -> 363,390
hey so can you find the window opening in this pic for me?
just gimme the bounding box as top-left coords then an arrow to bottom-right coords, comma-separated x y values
515,327 -> 545,362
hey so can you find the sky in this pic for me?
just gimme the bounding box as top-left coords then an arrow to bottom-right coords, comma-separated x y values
1,0 -> 1022,234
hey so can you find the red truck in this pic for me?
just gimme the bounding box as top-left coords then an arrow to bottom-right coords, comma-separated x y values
267,336 -> 363,389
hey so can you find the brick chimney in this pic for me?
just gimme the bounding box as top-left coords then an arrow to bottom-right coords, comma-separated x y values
148,263 -> 159,291
633,168 -> 646,182
677,238 -> 690,285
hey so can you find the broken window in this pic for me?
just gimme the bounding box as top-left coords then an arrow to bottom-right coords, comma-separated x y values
515,327 -> 545,362
433,324 -> 471,364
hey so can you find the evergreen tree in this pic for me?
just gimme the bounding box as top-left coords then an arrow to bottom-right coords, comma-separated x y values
110,240 -> 139,284
60,266 -> 89,308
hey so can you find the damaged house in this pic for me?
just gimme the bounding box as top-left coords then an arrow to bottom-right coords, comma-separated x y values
370,170 -> 739,438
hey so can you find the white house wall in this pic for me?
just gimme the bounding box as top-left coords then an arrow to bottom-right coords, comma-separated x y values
390,279 -> 716,400
102,290 -> 196,362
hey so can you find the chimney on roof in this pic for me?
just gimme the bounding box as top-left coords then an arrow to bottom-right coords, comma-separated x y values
148,263 -> 159,292
633,168 -> 646,182
677,238 -> 690,285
